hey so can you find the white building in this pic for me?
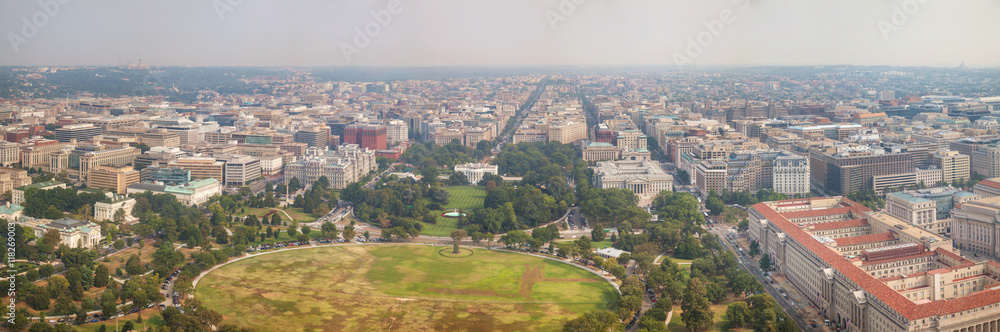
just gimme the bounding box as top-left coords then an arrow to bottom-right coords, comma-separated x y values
772,155 -> 810,195
258,155 -> 284,176
387,120 -> 408,144
216,154 -> 261,187
94,195 -> 137,223
126,178 -> 222,206
32,218 -> 103,249
284,144 -> 376,189
453,163 -> 499,185
592,154 -> 673,199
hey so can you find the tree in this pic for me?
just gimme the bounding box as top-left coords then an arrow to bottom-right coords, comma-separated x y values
450,229 -> 468,254
681,278 -> 715,332
301,225 -> 311,235
321,221 -> 338,238
591,223 -> 605,242
48,275 -> 69,299
44,205 -> 64,219
121,321 -> 135,332
343,225 -> 356,241
125,254 -> 143,275
136,142 -> 151,153
706,282 -> 727,304
287,226 -> 298,238
113,208 -> 126,224
9,307 -> 30,331
759,254 -> 772,271
705,195 -> 724,216
726,302 -> 751,329
288,177 -> 302,193
562,310 -> 625,332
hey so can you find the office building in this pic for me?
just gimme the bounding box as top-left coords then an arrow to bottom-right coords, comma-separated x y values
582,142 -> 624,162
343,124 -> 388,150
54,124 -> 101,143
142,129 -> 181,148
592,154 -> 673,201
140,166 -> 191,185
216,154 -> 261,187
126,178 -> 222,206
75,146 -> 141,182
87,165 -> 141,195
0,142 -> 20,166
810,145 -> 914,196
972,144 -> 1000,179
931,150 -> 970,185
749,197 -> 1000,332
284,144 -> 376,189
294,127 -> 330,148
454,163 -> 498,185
167,157 -> 225,182
952,195 -> 1000,259
885,187 -> 978,236
386,120 -> 408,144
0,167 -> 31,196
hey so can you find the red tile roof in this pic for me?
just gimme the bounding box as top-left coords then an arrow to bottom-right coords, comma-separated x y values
975,179 -> 1000,190
861,251 -> 936,266
834,232 -> 896,247
780,207 -> 851,220
753,198 -> 1000,320
810,218 -> 869,231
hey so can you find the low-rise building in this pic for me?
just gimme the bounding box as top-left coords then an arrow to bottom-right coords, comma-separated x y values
592,154 -> 673,201
126,178 -> 222,206
94,195 -> 137,223
32,218 -> 102,249
453,163 -> 498,185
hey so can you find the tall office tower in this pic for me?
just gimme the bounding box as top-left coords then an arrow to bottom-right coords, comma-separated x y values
386,120 -> 408,144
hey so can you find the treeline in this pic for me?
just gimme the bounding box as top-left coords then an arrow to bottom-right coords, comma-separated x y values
341,178 -> 434,235
22,186 -> 109,219
401,140 -> 480,167
492,141 -> 577,176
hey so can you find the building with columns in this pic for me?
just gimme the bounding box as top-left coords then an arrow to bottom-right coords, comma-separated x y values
453,163 -> 498,185
748,197 -> 1000,332
592,154 -> 673,200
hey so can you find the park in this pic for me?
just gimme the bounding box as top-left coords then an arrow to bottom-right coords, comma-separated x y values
194,244 -> 619,331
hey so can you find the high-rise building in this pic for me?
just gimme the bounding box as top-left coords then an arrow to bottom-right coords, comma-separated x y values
772,155 -> 810,195
284,144 -> 376,189
931,150 -> 970,185
343,124 -> 387,150
386,120 -> 408,144
87,165 -> 141,195
55,124 -> 101,143
972,144 -> 1000,179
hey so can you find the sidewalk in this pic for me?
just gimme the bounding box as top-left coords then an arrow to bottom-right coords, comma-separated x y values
770,274 -> 829,331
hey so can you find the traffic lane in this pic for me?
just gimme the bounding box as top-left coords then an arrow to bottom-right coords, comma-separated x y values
716,230 -> 815,331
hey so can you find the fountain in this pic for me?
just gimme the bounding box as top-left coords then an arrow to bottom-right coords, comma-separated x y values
441,208 -> 467,218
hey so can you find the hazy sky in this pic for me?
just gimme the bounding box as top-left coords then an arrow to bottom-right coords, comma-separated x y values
2,0 -> 998,67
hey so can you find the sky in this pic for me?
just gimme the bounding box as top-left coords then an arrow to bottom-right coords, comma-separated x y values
1,0 -> 998,68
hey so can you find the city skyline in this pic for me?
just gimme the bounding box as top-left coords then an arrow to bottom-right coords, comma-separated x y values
2,0 -> 999,67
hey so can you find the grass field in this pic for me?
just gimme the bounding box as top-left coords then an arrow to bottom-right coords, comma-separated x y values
414,186 -> 487,236
442,186 -> 486,210
196,245 -> 618,331
235,206 -> 317,224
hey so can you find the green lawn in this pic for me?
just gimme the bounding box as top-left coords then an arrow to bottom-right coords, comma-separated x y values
419,212 -> 461,237
442,186 -> 486,210
234,206 -> 317,224
196,245 -> 618,331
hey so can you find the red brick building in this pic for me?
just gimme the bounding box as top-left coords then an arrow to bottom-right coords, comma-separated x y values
343,124 -> 387,150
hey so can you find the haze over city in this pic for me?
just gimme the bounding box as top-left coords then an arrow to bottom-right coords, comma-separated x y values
2,0 -> 999,67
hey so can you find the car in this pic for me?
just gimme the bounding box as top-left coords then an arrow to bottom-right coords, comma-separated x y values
91,319 -> 99,323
